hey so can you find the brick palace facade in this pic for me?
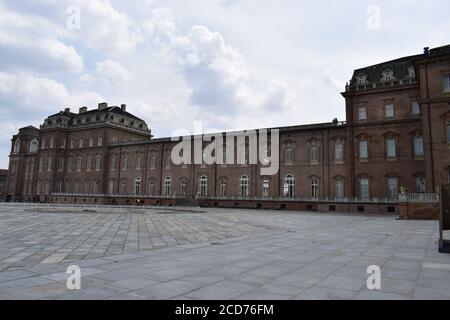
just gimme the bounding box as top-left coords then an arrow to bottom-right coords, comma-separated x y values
3,45 -> 450,217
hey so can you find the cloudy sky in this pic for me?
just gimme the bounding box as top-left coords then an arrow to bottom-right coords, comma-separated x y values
0,0 -> 449,168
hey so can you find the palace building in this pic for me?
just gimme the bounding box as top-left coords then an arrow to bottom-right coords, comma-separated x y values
3,45 -> 450,218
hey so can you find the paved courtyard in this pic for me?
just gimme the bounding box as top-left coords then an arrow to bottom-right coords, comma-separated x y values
0,204 -> 449,300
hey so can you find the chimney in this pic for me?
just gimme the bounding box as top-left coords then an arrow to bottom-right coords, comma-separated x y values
121,104 -> 127,112
98,102 -> 108,110
64,108 -> 71,113
79,106 -> 87,113
424,47 -> 430,55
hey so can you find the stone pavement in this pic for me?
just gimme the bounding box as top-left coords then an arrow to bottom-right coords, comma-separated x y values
0,204 -> 449,300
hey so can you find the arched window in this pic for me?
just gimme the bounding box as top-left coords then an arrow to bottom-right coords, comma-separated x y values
180,178 -> 188,196
335,178 -> 344,199
135,176 -> 141,195
163,176 -> 172,195
86,156 -> 92,172
79,138 -> 84,148
239,175 -> 249,197
148,178 -> 155,195
29,139 -> 38,153
387,177 -> 398,200
76,157 -> 81,172
122,155 -> 128,171
283,174 -> 295,198
108,180 -> 114,194
262,178 -> 270,197
89,136 -> 94,147
74,180 -> 80,193
110,156 -> 116,171
95,156 -> 101,171
220,178 -> 228,196
13,139 -> 20,154
98,136 -> 103,146
415,176 -> 426,193
94,180 -> 100,194
47,157 -> 52,172
310,177 -> 319,199
120,180 -> 127,195
85,180 -> 91,194
334,140 -> 343,163
198,175 -> 208,196
360,177 -> 370,199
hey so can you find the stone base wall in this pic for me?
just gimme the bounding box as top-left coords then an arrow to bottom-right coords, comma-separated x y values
398,202 -> 440,220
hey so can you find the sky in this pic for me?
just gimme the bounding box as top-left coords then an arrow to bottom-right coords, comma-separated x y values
0,0 -> 449,169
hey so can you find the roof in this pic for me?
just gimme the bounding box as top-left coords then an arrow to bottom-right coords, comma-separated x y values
47,106 -> 145,123
350,44 -> 450,85
19,125 -> 39,131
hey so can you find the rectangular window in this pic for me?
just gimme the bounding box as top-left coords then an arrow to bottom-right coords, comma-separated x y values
414,136 -> 424,157
95,157 -> 101,171
443,76 -> 450,95
41,139 -> 46,150
385,104 -> 394,118
386,138 -> 396,158
49,137 -> 54,149
411,101 -> 420,115
58,159 -> 64,172
359,140 -> 368,159
360,178 -> 369,199
334,142 -> 343,162
358,107 -> 367,121
447,121 -> 450,143
98,136 -> 103,146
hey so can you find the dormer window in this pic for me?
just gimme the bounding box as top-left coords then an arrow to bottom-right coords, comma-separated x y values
29,139 -> 38,153
381,70 -> 394,82
356,74 -> 368,85
408,66 -> 416,78
13,139 -> 20,154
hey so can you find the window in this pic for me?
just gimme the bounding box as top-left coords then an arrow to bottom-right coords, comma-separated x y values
149,153 -> 156,169
29,139 -> 38,153
443,75 -> 450,94
386,138 -> 396,158
68,159 -> 73,172
262,178 -> 270,197
411,101 -> 420,115
89,136 -> 94,147
13,139 -> 20,154
416,177 -> 426,193
335,178 -> 344,198
49,137 -> 54,149
70,138 -> 74,149
358,107 -> 367,121
359,139 -> 368,160
74,180 -> 80,193
198,175 -> 208,196
79,138 -> 84,148
57,181 -> 63,193
120,181 -> 127,195
310,177 -> 319,199
334,141 -> 343,162
387,177 -> 398,200
98,136 -> 103,146
285,143 -> 294,163
220,179 -> 227,196
163,177 -> 172,195
356,74 -> 367,85
148,179 -> 155,195
41,139 -> 45,150
47,158 -> 52,172
134,177 -> 141,195
165,154 -> 171,169
136,156 -> 142,170
239,175 -> 249,197
122,156 -> 128,171
360,178 -> 369,199
408,66 -> 416,78
283,174 -> 295,198
61,138 -> 66,149
384,104 -> 394,118
110,156 -> 116,171
86,157 -> 92,172
309,142 -> 319,163
108,180 -> 114,194
447,121 -> 450,144
382,70 -> 394,81
95,156 -> 101,171
76,157 -> 81,172
180,178 -> 188,196
58,159 -> 64,172
94,180 -> 100,194
413,134 -> 424,157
